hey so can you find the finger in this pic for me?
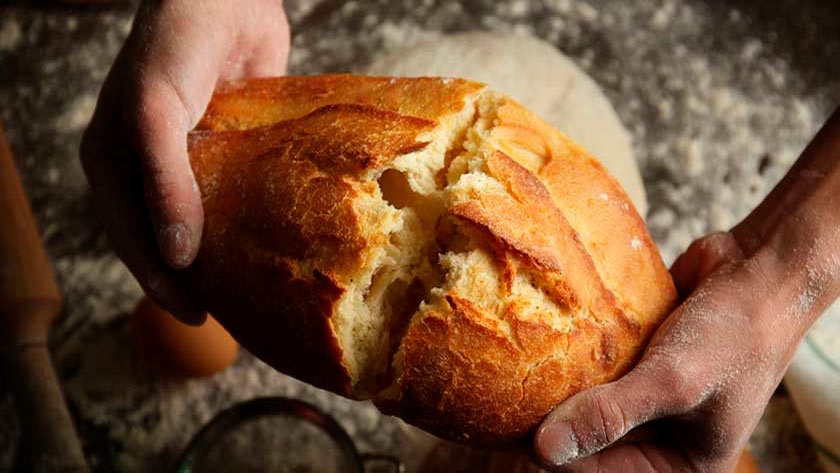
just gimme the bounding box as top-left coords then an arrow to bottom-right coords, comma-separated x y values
81,121 -> 206,325
124,2 -> 243,269
221,2 -> 291,79
534,360 -> 696,468
553,444 -> 688,473
670,232 -> 744,297
545,442 -> 691,473
553,442 -> 741,473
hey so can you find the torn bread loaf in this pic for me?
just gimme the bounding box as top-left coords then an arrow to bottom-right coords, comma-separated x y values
185,75 -> 678,446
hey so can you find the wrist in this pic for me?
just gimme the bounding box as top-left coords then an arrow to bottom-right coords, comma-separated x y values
730,108 -> 840,335
748,217 -> 840,336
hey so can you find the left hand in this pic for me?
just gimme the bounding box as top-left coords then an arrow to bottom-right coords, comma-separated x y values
80,0 -> 290,324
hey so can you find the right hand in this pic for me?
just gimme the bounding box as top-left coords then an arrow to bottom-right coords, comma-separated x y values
533,107 -> 840,471
80,0 -> 290,323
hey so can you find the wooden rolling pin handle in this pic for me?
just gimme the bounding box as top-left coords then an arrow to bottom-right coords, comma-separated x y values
0,131 -> 61,319
0,126 -> 88,472
6,345 -> 89,473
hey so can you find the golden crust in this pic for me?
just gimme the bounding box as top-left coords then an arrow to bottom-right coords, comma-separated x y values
186,76 -> 482,395
185,75 -> 678,445
385,146 -> 666,444
380,294 -> 616,445
197,75 -> 486,132
490,99 -> 675,320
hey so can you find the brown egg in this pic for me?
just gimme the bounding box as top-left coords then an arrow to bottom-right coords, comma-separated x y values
130,296 -> 239,378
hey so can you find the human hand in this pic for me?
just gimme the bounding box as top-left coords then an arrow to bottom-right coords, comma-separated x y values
80,0 -> 290,323
533,231 -> 772,471
534,107 -> 840,472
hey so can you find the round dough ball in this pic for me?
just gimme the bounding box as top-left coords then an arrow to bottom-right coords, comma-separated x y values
365,32 -> 647,216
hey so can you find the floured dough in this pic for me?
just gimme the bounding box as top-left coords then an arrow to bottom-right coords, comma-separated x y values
364,32 -> 647,216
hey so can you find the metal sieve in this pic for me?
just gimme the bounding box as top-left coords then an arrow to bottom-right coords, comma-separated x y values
174,397 -> 403,473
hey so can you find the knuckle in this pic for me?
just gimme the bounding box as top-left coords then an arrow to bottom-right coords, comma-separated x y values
697,231 -> 731,251
687,232 -> 740,266
134,78 -> 191,137
585,388 -> 629,446
651,356 -> 707,411
134,84 -> 167,135
684,236 -> 707,256
142,160 -> 177,191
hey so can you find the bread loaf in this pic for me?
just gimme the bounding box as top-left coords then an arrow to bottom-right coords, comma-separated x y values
185,75 -> 678,445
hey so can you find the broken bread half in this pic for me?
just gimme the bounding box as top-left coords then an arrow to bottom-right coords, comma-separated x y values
185,75 -> 678,446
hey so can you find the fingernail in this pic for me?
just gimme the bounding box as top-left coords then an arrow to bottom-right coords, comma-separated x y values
535,420 -> 579,466
159,222 -> 193,269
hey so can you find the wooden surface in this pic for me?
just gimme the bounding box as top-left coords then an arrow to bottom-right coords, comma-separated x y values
0,125 -> 61,343
0,125 -> 88,472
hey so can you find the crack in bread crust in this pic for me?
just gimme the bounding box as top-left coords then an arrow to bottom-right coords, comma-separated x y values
375,92 -> 674,445
185,75 -> 678,446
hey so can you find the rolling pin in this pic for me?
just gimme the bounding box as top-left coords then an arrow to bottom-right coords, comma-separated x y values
0,125 -> 88,472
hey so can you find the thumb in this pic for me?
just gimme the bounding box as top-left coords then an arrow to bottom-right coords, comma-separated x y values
125,2 -> 242,269
533,363 -> 688,467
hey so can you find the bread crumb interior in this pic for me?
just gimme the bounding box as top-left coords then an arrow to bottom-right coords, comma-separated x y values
334,89 -> 547,398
